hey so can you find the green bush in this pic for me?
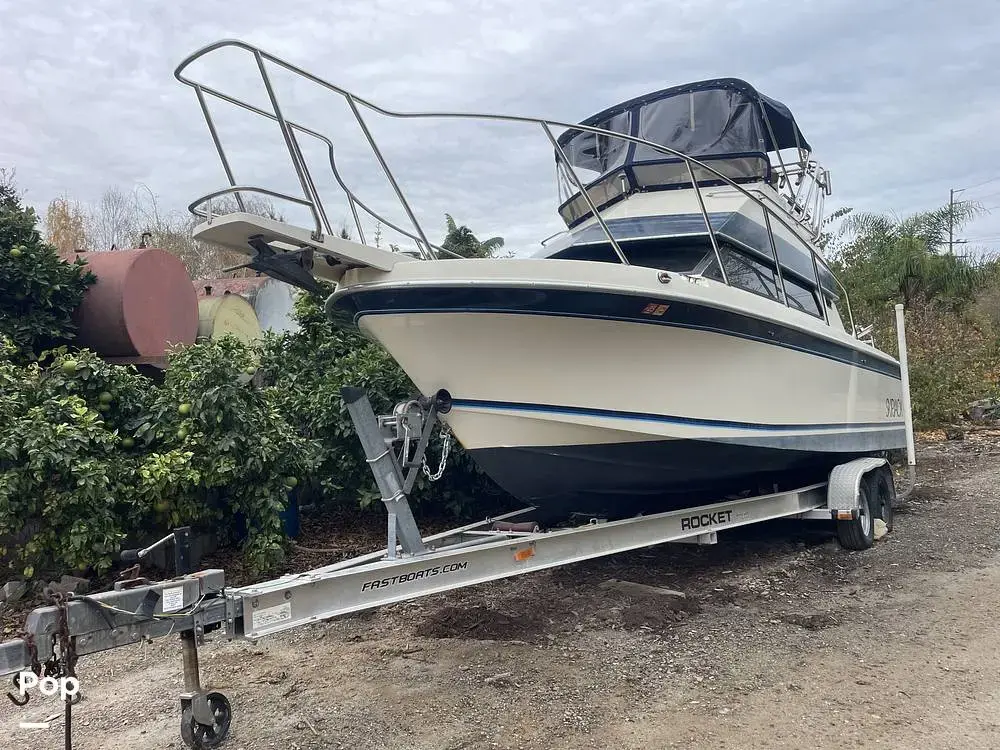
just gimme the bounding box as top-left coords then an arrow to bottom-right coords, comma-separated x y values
258,287 -> 510,518
0,182 -> 94,359
0,172 -> 509,581
0,340 -> 320,578
0,346 -> 147,575
871,301 -> 1000,429
134,338 -> 321,572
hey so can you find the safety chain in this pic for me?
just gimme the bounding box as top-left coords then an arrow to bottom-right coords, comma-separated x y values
421,427 -> 452,482
6,590 -> 79,709
50,591 -> 79,683
49,590 -> 79,750
6,632 -> 40,706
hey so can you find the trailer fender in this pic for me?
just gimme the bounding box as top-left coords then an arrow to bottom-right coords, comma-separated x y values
826,457 -> 889,514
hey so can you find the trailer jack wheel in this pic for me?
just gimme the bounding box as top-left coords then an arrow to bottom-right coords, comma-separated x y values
836,481 -> 875,551
180,691 -> 232,749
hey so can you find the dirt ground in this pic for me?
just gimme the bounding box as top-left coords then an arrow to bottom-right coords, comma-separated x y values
3,432 -> 1000,750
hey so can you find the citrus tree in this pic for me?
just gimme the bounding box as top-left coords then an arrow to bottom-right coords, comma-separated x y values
132,338 -> 321,572
0,178 -> 95,360
0,171 -> 320,578
258,285 -> 512,518
0,167 -> 511,582
0,338 -> 320,578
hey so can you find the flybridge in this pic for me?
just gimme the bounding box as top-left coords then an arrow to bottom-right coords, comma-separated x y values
554,78 -> 830,232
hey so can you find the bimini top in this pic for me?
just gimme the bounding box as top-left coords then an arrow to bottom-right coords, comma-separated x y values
557,78 -> 810,174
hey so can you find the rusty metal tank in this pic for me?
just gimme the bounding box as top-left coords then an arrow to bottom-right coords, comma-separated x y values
74,248 -> 199,359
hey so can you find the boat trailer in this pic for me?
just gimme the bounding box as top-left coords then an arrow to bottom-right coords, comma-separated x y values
0,318 -> 917,749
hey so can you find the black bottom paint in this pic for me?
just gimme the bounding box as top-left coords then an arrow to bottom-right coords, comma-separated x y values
469,438 -> 885,522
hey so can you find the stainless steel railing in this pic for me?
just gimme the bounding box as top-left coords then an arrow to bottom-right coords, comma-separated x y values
173,39 -> 855,336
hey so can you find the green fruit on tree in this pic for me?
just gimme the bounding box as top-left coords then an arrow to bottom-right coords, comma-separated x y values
99,391 -> 114,404
62,359 -> 79,374
244,367 -> 257,375
122,437 -> 135,449
176,427 -> 189,440
97,402 -> 111,412
178,403 -> 192,416
154,499 -> 171,513
9,247 -> 22,258
284,476 -> 299,488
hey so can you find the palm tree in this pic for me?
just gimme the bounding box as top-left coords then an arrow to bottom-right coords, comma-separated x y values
441,214 -> 505,258
827,200 -> 994,314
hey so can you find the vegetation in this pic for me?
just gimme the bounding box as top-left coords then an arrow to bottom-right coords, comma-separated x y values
828,202 -> 993,320
0,176 -> 95,358
442,213 -> 506,258
0,172 -> 510,581
827,200 -> 1000,428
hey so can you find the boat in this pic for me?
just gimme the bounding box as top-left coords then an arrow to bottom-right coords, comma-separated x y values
175,41 -> 906,520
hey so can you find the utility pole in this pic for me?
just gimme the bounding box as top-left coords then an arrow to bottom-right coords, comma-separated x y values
948,187 -> 965,254
948,188 -> 955,254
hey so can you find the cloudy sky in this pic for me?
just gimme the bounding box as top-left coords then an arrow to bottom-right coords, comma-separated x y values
2,0 -> 999,256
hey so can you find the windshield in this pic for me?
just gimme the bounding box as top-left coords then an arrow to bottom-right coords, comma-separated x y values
547,237 -> 712,273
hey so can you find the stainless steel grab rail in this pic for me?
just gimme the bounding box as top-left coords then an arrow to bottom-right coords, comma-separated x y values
174,39 -> 855,334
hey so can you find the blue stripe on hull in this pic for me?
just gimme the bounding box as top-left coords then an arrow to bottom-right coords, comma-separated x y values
452,398 -> 904,433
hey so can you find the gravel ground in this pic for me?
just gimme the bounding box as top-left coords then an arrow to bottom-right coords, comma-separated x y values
2,431 -> 999,749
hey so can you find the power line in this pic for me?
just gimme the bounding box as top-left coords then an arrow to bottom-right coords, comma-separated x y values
968,189 -> 1000,203
956,236 -> 1000,243
959,175 -> 1000,191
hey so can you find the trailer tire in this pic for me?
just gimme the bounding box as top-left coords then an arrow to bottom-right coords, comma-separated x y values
869,466 -> 895,533
836,480 -> 875,551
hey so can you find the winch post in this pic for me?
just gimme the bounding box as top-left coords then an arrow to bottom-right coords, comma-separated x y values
175,527 -> 193,575
341,387 -> 427,557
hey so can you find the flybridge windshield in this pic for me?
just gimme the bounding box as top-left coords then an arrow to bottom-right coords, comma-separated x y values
558,79 -> 810,174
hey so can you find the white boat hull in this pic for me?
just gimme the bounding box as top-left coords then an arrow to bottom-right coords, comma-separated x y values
332,259 -> 905,516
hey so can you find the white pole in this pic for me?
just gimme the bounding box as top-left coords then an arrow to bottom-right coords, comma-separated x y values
894,303 -> 916,468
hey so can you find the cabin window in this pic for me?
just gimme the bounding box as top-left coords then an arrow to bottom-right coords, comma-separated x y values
784,277 -> 822,318
550,238 -> 711,273
704,245 -> 780,302
824,295 -> 846,330
621,239 -> 711,272
547,244 -> 619,263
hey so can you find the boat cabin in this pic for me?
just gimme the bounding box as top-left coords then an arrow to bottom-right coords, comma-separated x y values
542,79 -> 849,332
553,78 -> 815,228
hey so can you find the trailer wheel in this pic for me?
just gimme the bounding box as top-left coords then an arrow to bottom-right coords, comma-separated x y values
836,480 -> 875,551
868,466 -> 895,532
